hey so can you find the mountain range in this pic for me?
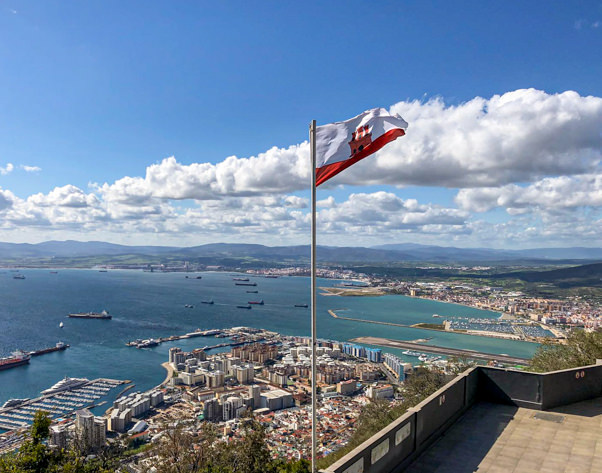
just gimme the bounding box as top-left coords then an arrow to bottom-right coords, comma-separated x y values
0,240 -> 601,265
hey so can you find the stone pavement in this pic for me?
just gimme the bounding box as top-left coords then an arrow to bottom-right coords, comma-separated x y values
405,398 -> 602,473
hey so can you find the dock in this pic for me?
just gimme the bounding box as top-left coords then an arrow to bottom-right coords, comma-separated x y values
0,378 -> 126,432
350,336 -> 531,365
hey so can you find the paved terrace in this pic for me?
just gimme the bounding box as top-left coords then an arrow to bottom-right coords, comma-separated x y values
406,398 -> 602,473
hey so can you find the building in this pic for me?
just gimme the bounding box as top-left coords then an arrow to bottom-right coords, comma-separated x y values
222,397 -> 244,421
384,353 -> 406,381
75,408 -> 106,451
366,384 -> 394,400
49,424 -> 67,449
203,398 -> 222,422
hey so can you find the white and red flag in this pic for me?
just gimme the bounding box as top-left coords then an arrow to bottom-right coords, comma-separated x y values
315,108 -> 408,186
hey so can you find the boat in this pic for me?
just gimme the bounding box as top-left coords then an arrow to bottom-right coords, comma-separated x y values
68,310 -> 112,319
50,271 -> 58,274
59,322 -> 64,328
13,274 -> 25,280
233,277 -> 249,281
195,276 -> 202,279
135,339 -> 159,348
265,275 -> 278,278
235,282 -> 257,286
402,350 -> 422,357
98,270 -> 108,272
41,376 -> 89,395
0,351 -> 31,371
248,300 -> 264,305
294,304 -> 308,308
432,314 -> 441,318
418,354 -> 428,362
237,305 -> 252,309
246,290 -> 258,293
1,398 -> 29,408
201,300 -> 214,304
184,304 -> 194,308
29,342 -> 69,356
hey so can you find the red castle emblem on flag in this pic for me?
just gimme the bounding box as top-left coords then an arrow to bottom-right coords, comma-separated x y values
348,124 -> 372,157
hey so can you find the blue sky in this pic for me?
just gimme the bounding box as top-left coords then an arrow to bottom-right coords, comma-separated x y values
1,1 -> 602,248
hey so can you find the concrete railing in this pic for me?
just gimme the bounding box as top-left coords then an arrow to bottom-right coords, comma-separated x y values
321,362 -> 602,473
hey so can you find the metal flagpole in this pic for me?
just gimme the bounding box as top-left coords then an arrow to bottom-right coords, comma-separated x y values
309,119 -> 317,473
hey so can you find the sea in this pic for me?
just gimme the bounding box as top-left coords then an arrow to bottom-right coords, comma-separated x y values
0,269 -> 539,406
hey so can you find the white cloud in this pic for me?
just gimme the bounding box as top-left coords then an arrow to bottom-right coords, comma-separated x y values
21,165 -> 42,173
2,88 -> 602,247
455,174 -> 602,214
0,163 -> 14,175
95,89 -> 602,208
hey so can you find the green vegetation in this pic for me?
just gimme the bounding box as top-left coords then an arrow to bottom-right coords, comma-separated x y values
0,412 -> 309,473
0,412 -> 120,473
411,323 -> 446,330
317,367 -> 448,469
529,330 -> 602,372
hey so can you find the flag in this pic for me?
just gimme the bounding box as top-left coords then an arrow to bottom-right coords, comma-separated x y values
315,108 -> 408,186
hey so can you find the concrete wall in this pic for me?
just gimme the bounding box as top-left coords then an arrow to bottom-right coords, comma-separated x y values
322,369 -> 478,473
321,363 -> 602,473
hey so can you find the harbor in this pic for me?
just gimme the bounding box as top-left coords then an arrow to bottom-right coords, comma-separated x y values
0,378 -> 126,432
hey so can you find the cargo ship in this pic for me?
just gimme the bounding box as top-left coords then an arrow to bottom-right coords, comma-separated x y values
68,310 -> 112,319
29,341 -> 69,357
235,282 -> 257,286
0,351 -> 31,371
237,305 -> 252,309
233,277 -> 249,281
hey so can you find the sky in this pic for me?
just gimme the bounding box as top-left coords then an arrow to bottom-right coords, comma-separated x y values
1,1 -> 602,249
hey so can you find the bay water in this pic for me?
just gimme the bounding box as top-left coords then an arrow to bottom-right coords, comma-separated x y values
0,269 -> 538,404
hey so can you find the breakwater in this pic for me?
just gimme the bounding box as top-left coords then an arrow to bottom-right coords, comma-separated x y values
328,309 -> 412,328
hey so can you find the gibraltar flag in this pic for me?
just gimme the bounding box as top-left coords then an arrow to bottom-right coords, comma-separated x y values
315,108 -> 408,186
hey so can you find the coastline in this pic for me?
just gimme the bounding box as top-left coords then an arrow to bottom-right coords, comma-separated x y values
159,362 -> 174,388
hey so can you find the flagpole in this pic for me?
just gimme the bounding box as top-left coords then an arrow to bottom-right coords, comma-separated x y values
309,119 -> 317,473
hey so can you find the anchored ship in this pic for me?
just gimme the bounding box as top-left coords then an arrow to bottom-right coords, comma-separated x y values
248,300 -> 264,305
68,310 -> 112,319
235,282 -> 257,286
0,351 -> 31,371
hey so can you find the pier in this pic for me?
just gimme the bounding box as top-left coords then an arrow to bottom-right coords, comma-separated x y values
0,378 -> 125,432
350,336 -> 531,365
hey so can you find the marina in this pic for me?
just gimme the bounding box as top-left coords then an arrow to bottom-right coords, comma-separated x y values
0,378 -> 125,432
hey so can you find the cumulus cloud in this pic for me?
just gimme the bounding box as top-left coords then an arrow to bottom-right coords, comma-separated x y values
455,174 -> 602,214
0,163 -> 14,175
3,88 -> 602,247
95,89 -> 602,208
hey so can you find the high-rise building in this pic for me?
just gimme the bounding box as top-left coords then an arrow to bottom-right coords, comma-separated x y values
222,397 -> 244,421
75,408 -> 106,451
49,425 -> 67,449
203,398 -> 222,422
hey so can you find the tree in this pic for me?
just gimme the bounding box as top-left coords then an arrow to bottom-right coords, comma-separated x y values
529,329 -> 602,372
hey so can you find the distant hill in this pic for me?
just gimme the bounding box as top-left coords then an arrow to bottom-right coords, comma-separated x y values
493,262 -> 602,287
372,243 -> 602,262
0,240 -> 600,265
